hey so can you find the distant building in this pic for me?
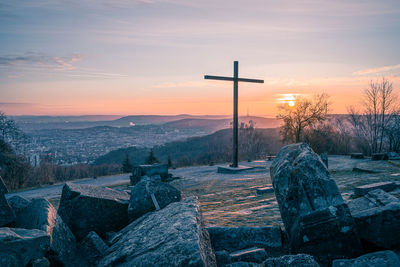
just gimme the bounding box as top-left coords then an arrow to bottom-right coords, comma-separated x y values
30,153 -> 40,167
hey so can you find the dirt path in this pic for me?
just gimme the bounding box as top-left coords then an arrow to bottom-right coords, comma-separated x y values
5,173 -> 130,201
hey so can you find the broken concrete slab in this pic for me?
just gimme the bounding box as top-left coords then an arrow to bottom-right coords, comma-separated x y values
354,182 -> 397,197
206,226 -> 284,256
58,183 -> 130,240
262,254 -> 320,267
332,250 -> 400,267
98,197 -> 217,267
230,247 -> 267,263
0,227 -> 50,267
348,189 -> 400,248
270,143 -> 362,264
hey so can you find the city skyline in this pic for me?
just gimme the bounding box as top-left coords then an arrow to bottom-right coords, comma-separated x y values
1,0 -> 400,116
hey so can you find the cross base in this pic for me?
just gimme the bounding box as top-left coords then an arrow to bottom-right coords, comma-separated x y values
217,165 -> 256,174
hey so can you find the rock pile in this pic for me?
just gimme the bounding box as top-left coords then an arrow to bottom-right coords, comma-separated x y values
1,143 -> 400,266
0,173 -> 196,266
348,189 -> 400,249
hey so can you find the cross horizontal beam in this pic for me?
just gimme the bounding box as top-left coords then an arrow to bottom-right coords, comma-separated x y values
204,75 -> 264,83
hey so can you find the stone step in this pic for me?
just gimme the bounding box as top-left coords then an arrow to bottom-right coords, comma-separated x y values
354,181 -> 397,197
256,186 -> 274,195
229,247 -> 267,263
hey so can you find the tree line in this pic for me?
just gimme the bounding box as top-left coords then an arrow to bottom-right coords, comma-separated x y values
0,112 -> 121,190
277,77 -> 400,155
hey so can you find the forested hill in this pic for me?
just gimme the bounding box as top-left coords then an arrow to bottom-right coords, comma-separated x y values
94,128 -> 282,167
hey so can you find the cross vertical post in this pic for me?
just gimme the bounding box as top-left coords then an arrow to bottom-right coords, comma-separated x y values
233,61 -> 239,167
204,61 -> 264,169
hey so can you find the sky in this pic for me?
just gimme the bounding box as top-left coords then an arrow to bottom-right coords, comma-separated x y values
1,0 -> 400,116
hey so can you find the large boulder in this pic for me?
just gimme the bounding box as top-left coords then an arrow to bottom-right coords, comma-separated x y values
15,198 -> 77,265
0,191 -> 15,227
128,176 -> 181,221
270,143 -> 362,264
262,254 -> 319,267
206,226 -> 284,256
331,250 -> 400,267
57,183 -> 130,240
0,227 -> 50,266
98,197 -> 217,267
347,189 -> 400,248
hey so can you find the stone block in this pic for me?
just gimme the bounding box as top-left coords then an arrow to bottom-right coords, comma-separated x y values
207,226 -> 284,256
270,143 -> 362,264
128,176 -> 181,221
0,227 -> 50,266
0,191 -> 15,227
78,231 -> 108,266
371,153 -> 387,160
98,197 -> 217,267
15,198 -> 77,265
256,186 -> 274,195
350,153 -> 364,159
354,182 -> 397,197
57,183 -> 130,240
348,189 -> 400,248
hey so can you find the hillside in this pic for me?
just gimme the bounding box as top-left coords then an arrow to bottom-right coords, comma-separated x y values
94,127 -> 282,167
13,114 -> 280,132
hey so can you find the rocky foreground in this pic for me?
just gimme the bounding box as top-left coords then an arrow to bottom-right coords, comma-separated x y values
1,144 -> 400,266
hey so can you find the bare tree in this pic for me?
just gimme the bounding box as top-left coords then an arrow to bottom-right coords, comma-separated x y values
277,94 -> 330,143
348,78 -> 398,154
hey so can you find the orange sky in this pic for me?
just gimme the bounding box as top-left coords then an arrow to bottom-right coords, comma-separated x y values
1,1 -> 399,116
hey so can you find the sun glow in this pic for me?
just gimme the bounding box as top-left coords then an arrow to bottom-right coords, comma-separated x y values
277,93 -> 299,107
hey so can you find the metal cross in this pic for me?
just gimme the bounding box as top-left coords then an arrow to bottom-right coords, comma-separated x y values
204,61 -> 264,168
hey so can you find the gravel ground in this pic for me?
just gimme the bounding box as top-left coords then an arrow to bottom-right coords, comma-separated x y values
170,156 -> 400,227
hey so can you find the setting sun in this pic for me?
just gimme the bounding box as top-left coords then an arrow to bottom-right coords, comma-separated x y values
288,100 -> 295,107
